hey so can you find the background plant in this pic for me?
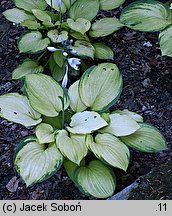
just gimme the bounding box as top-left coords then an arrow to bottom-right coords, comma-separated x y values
0,63 -> 167,198
3,0 -> 125,83
120,0 -> 172,57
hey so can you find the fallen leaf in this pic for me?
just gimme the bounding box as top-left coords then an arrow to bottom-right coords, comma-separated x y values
6,176 -> 19,193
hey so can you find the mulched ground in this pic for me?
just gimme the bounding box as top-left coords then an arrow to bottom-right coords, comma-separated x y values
0,0 -> 172,200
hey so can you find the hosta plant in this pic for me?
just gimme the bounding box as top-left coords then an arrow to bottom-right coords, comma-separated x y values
0,63 -> 167,198
3,0 -> 125,83
120,0 -> 172,57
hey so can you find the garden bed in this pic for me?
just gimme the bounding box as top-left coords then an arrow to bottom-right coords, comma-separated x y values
0,0 -> 172,200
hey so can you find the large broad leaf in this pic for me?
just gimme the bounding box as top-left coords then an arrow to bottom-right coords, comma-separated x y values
36,123 -> 55,144
19,31 -> 50,54
0,93 -> 41,127
100,113 -> 140,136
67,18 -> 91,35
68,80 -> 87,112
70,0 -> 100,21
14,138 -> 63,186
3,8 -> 35,24
74,160 -> 116,198
79,63 -> 122,112
56,130 -> 87,165
100,0 -> 125,10
71,40 -> 95,59
25,74 -> 69,117
49,55 -> 65,81
93,43 -> 114,60
67,111 -> 108,134
120,123 -> 167,153
113,109 -> 143,122
47,30 -> 68,43
159,25 -> 172,57
13,0 -> 47,12
86,133 -> 130,171
12,59 -> 44,80
89,18 -> 124,37
45,0 -> 67,13
120,0 -> 171,32
20,20 -> 41,30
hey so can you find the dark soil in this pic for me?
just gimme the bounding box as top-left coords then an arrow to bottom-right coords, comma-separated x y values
0,0 -> 172,200
128,160 -> 172,200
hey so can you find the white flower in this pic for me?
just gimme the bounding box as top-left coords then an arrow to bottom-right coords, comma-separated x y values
47,47 -> 59,52
170,3 -> 172,9
63,52 -> 68,57
58,0 -> 62,8
71,49 -> 77,54
68,58 -> 81,70
62,65 -> 69,88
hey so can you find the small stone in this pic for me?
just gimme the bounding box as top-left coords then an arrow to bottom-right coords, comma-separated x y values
143,41 -> 152,47
142,78 -> 151,88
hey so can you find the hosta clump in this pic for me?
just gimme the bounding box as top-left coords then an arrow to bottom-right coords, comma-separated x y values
120,0 -> 172,57
3,0 -> 125,82
0,63 -> 167,198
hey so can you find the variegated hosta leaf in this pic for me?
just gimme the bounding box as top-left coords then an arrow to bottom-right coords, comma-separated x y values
13,0 -> 47,12
71,40 -> 95,59
56,130 -> 87,165
46,11 -> 59,22
49,55 -> 65,81
86,133 -> 130,171
113,109 -> 143,122
45,0 -> 67,13
63,159 -> 85,181
100,113 -> 140,136
120,123 -> 167,152
63,0 -> 77,9
159,25 -> 172,57
70,31 -> 90,41
48,30 -> 68,43
74,160 -> 116,198
3,8 -> 35,24
66,111 -> 108,134
42,20 -> 54,27
67,18 -> 91,35
14,138 -> 63,186
32,9 -> 51,23
79,63 -> 122,112
36,123 -> 55,144
120,0 -> 171,32
89,18 -> 124,37
20,20 -> 41,30
68,80 -> 87,112
0,93 -> 41,127
70,0 -> 99,21
25,74 -> 69,117
19,31 -> 50,54
100,0 -> 125,10
53,51 -> 64,68
63,160 -> 79,181
93,43 -> 114,60
12,59 -> 44,80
